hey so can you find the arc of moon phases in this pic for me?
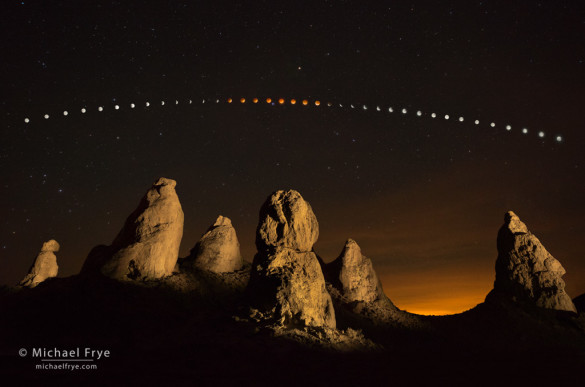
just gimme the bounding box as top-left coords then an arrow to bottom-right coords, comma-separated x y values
22,95 -> 563,143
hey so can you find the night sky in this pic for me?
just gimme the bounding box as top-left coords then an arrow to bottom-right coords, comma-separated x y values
2,1 -> 584,314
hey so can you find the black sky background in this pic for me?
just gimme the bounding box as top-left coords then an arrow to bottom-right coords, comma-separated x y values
1,1 -> 584,314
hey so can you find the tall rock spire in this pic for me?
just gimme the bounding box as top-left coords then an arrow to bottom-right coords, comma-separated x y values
82,177 -> 184,281
325,239 -> 387,303
19,239 -> 60,288
248,190 -> 336,328
488,211 -> 576,312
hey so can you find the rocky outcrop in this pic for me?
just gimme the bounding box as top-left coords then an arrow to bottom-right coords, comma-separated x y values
487,211 -> 576,313
82,177 -> 184,281
19,240 -> 60,288
187,215 -> 243,273
248,190 -> 336,329
325,239 -> 386,303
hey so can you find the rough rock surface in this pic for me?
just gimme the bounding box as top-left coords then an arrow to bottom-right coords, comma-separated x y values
256,190 -> 318,252
19,240 -> 60,288
249,190 -> 336,329
325,239 -> 386,303
187,216 -> 243,273
82,177 -> 184,281
487,211 -> 576,312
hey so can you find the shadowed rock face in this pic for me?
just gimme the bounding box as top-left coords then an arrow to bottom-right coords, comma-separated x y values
188,215 -> 243,273
249,190 -> 336,329
488,211 -> 576,312
19,240 -> 60,288
82,177 -> 184,281
326,239 -> 386,303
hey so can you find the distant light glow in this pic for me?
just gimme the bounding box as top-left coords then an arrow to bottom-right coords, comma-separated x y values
556,135 -> 563,142
490,122 -> 495,127
522,128 -> 528,134
458,117 -> 463,122
63,111 -> 68,116
363,105 -> 367,110
431,113 -> 436,118
538,131 -> 545,138
81,108 -> 86,113
506,125 -> 511,131
315,100 -> 321,106
416,110 -> 422,116
24,118 -> 29,123
388,107 -> 393,113
240,98 -> 246,103
474,120 -> 479,125
444,114 -> 449,120
130,103 -> 135,108
98,107 -> 103,111
114,105 -> 119,110
402,108 -> 407,114
376,106 -> 381,111
44,114 -> 49,119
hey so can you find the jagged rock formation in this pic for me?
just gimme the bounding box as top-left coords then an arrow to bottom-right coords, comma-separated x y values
487,211 -> 577,313
322,239 -> 423,330
325,239 -> 386,303
248,190 -> 336,328
186,215 -> 243,273
82,177 -> 184,281
19,240 -> 60,288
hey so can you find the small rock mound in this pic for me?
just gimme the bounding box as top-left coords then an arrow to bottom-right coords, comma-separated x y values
487,211 -> 576,313
82,177 -> 184,281
19,240 -> 60,288
325,239 -> 386,303
248,190 -> 336,329
186,215 -> 243,273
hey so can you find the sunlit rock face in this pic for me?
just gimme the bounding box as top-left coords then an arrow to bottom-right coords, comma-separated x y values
19,240 -> 60,288
82,177 -> 184,281
256,189 -> 319,252
325,239 -> 386,303
488,211 -> 576,312
187,215 -> 243,273
249,190 -> 336,329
